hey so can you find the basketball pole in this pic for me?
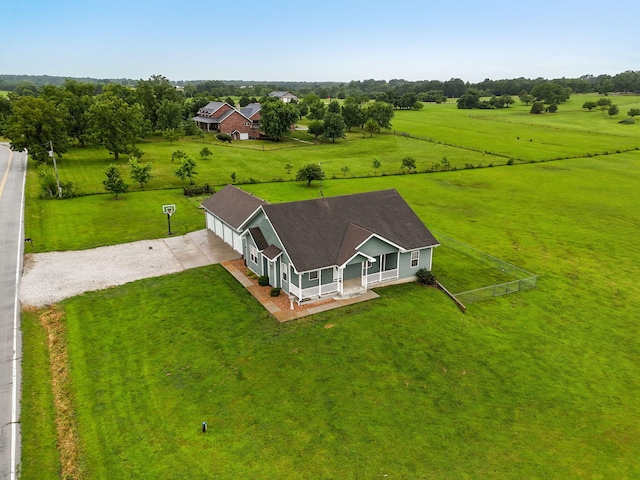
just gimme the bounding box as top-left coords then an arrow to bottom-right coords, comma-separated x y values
167,210 -> 173,235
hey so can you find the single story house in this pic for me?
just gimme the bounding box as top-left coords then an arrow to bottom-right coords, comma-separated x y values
268,91 -> 298,103
192,102 -> 261,140
201,185 -> 439,303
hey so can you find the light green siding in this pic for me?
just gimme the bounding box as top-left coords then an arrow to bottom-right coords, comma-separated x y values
301,271 -> 320,289
321,268 -> 334,283
245,235 -> 262,275
359,236 -> 398,257
398,248 -> 433,278
343,262 -> 361,280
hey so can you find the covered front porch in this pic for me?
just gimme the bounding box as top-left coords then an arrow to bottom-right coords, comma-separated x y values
287,252 -> 399,304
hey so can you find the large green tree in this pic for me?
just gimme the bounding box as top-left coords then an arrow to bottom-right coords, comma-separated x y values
136,74 -> 181,131
87,93 -> 145,160
307,100 -> 327,121
322,112 -> 346,143
296,163 -> 324,186
341,98 -> 363,131
363,101 -> 394,129
156,99 -> 184,131
259,100 -> 299,141
5,96 -> 70,163
61,79 -> 95,147
456,89 -> 481,109
530,82 -> 570,104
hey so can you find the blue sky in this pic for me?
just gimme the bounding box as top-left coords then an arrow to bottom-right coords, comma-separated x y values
3,0 -> 639,83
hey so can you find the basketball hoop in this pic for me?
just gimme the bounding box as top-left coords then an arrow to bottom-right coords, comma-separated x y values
162,204 -> 176,235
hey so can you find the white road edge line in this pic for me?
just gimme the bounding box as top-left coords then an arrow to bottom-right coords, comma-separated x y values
11,148 -> 26,480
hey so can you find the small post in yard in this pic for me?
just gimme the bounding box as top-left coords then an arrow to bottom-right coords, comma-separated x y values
162,204 -> 176,236
49,140 -> 62,198
202,422 -> 207,433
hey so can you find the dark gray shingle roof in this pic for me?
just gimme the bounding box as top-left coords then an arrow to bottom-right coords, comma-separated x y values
263,189 -> 438,272
240,103 -> 261,118
201,185 -> 269,230
263,244 -> 283,260
248,227 -> 269,250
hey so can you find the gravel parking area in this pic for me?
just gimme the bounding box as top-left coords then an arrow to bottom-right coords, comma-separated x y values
20,239 -> 184,307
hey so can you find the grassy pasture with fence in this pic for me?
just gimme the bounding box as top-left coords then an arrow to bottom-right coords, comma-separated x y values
22,150 -> 640,478
20,95 -> 640,478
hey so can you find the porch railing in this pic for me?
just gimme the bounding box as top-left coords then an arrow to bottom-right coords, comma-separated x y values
289,282 -> 339,300
366,268 -> 399,286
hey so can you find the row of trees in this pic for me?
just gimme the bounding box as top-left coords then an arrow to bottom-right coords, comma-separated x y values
0,75 -> 197,162
4,70 -> 639,107
457,81 -> 572,110
260,94 -> 395,142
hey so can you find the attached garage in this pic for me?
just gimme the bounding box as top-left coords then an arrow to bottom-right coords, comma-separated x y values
201,185 -> 269,257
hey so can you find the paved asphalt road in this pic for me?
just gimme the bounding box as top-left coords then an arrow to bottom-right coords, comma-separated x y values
0,143 -> 26,480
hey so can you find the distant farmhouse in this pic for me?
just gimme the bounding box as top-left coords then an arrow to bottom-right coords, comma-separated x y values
268,91 -> 298,103
192,102 -> 261,140
202,185 -> 439,303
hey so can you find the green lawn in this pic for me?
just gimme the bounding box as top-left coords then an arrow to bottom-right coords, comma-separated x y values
22,151 -> 640,478
20,94 -> 640,478
24,187 -> 210,252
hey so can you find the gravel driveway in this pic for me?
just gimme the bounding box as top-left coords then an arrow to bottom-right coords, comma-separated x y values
20,230 -> 239,307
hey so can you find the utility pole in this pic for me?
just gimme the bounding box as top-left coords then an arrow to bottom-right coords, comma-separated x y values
49,140 -> 62,198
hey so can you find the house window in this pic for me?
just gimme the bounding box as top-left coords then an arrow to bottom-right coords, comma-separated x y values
249,245 -> 258,264
410,251 -> 420,268
366,260 -> 372,270
308,271 -> 318,281
282,266 -> 288,283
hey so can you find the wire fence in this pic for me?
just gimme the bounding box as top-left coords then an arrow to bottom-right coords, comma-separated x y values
434,232 -> 537,304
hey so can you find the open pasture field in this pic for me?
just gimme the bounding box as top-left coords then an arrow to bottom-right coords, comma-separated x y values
22,149 -> 640,478
392,94 -> 640,161
24,94 -> 640,253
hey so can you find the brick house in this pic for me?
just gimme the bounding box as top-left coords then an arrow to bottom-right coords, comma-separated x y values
192,102 -> 261,140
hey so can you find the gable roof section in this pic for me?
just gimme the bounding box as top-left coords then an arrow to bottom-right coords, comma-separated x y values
201,185 -> 269,230
198,101 -> 227,116
240,103 -> 261,119
262,189 -> 438,272
248,227 -> 269,250
337,224 -> 374,266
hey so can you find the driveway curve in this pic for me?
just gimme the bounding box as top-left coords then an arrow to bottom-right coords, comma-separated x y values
20,229 -> 240,307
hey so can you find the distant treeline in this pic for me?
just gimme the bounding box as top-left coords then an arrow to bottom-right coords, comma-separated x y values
1,71 -> 639,99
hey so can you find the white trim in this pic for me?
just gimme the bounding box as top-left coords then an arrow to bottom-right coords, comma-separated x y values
338,251 -> 376,268
355,232 -> 406,252
241,206 -> 302,274
249,245 -> 258,264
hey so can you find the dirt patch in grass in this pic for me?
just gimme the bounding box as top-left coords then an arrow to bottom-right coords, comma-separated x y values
34,305 -> 83,479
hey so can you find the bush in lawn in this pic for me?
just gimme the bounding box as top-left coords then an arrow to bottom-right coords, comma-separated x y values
258,275 -> 269,286
416,268 -> 437,286
619,117 -> 635,125
530,102 -> 544,114
37,165 -> 76,199
182,183 -> 214,197
270,287 -> 281,297
216,133 -> 232,143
